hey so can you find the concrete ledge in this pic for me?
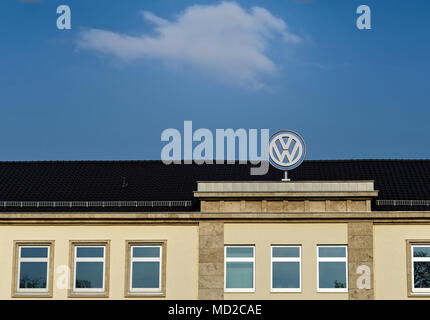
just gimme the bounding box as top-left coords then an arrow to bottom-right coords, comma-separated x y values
2,211 -> 430,223
194,191 -> 379,198
197,181 -> 375,192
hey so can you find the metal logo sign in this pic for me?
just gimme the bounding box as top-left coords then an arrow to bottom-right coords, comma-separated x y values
269,130 -> 306,171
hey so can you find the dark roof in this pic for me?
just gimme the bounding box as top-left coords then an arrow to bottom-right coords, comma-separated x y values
0,160 -> 429,212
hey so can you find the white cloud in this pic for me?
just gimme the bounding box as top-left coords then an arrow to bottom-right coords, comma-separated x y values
77,2 -> 300,88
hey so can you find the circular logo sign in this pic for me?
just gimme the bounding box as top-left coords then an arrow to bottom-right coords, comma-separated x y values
269,130 -> 306,170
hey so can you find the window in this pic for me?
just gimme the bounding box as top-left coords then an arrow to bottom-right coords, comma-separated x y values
317,245 -> 348,292
125,241 -> 166,297
411,244 -> 430,293
271,246 -> 301,292
224,246 -> 255,292
69,241 -> 110,297
13,241 -> 54,297
74,246 -> 105,292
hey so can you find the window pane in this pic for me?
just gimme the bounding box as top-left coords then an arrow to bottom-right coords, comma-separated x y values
414,262 -> 430,288
413,247 -> 430,258
272,247 -> 300,258
272,262 -> 300,289
21,247 -> 48,258
226,262 -> 253,289
319,262 -> 347,289
226,247 -> 253,258
77,247 -> 104,258
132,261 -> 160,288
75,262 -> 104,288
132,247 -> 160,258
19,262 -> 47,288
318,247 -> 346,258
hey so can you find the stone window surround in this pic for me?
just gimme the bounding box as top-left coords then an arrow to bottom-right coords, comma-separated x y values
68,240 -> 110,298
11,240 -> 55,298
406,239 -> 430,298
124,240 -> 167,298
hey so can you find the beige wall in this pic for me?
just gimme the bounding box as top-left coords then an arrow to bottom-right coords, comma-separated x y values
224,223 -> 348,300
374,224 -> 430,300
4,220 -> 430,300
0,225 -> 199,300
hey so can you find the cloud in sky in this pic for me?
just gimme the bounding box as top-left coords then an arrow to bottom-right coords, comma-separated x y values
77,2 -> 300,88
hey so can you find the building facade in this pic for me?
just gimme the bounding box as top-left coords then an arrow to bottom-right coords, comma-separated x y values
0,160 -> 429,300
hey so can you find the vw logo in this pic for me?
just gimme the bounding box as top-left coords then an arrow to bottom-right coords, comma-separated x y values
269,130 -> 306,170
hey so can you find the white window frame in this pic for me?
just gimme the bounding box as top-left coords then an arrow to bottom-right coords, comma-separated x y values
17,246 -> 50,293
130,245 -> 162,293
224,246 -> 255,293
411,245 -> 430,293
270,245 -> 301,293
73,246 -> 106,293
317,245 -> 348,293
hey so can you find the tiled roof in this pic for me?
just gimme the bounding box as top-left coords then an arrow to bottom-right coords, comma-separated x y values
0,160 -> 429,211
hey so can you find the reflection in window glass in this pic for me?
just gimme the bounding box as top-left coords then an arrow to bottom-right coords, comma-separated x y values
21,247 -> 48,258
77,247 -> 104,258
133,247 -> 160,258
226,247 -> 254,258
225,246 -> 254,291
318,247 -> 346,258
317,246 -> 348,291
226,262 -> 253,289
74,246 -> 105,291
76,262 -> 104,288
130,246 -> 162,292
132,262 -> 160,288
413,246 -> 430,257
273,262 -> 300,289
412,245 -> 430,292
272,247 -> 300,258
318,262 -> 347,289
18,246 -> 49,291
271,246 -> 301,291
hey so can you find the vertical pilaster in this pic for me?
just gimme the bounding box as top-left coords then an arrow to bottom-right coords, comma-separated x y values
348,221 -> 374,300
198,222 -> 224,299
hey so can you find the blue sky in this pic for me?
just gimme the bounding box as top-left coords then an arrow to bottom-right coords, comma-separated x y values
0,0 -> 429,161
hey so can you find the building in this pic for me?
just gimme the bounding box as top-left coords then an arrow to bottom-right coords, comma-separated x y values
0,159 -> 430,300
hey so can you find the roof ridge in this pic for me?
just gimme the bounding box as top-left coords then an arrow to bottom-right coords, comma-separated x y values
0,159 -> 428,164
0,160 -> 162,164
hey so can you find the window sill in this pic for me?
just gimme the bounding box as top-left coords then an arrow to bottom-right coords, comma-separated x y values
408,292 -> 430,298
270,289 -> 302,293
317,289 -> 348,293
12,292 -> 52,298
125,292 -> 166,298
68,291 -> 109,298
224,289 -> 255,293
